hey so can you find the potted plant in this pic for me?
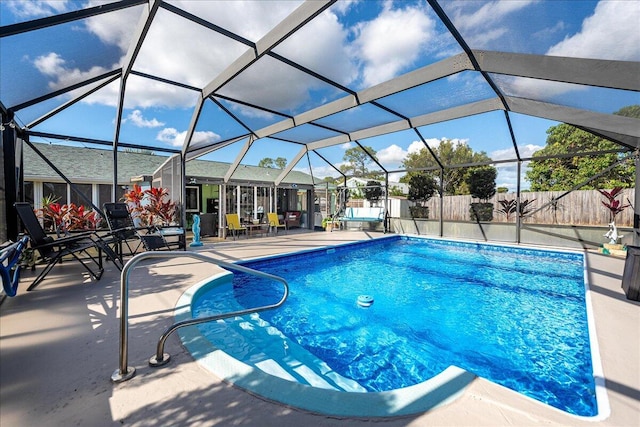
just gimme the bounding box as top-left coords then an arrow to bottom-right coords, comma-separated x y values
407,173 -> 437,218
322,216 -> 336,231
598,187 -> 630,246
466,166 -> 496,222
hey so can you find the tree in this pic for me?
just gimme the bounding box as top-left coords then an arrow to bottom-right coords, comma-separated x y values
363,180 -> 383,205
497,187 -> 509,193
467,166 -> 497,202
258,157 -> 287,168
407,173 -> 437,218
525,105 -> 638,191
466,166 -> 497,221
340,146 -> 379,178
401,139 -> 492,195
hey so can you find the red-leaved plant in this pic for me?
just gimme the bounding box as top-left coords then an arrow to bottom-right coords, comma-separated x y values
39,200 -> 101,234
122,184 -> 177,227
598,187 -> 631,223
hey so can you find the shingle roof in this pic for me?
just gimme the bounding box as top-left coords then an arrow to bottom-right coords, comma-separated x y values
25,143 -> 315,186
24,143 -> 167,184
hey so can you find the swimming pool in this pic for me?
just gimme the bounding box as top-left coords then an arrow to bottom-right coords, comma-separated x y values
178,236 -> 607,418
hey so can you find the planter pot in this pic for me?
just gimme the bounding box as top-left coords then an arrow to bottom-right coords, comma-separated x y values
470,203 -> 494,222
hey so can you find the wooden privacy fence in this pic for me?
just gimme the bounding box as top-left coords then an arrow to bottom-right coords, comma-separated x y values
347,189 -> 635,227
422,188 -> 635,226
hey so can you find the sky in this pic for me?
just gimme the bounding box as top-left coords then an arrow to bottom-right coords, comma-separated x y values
1,0 -> 639,192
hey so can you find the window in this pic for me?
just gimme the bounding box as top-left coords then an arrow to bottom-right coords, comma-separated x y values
23,181 -> 34,205
98,184 -> 112,208
185,186 -> 200,212
70,183 -> 93,207
43,182 -> 67,204
239,185 -> 254,223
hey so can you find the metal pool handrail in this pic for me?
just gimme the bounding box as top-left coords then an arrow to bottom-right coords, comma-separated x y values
111,251 -> 289,383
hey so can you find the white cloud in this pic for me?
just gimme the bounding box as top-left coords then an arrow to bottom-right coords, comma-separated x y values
547,1 -> 640,61
275,9 -> 358,87
310,164 -> 342,179
5,0 -> 70,18
491,144 -> 542,163
157,128 -> 220,147
388,172 -> 405,183
407,140 -> 426,154
353,2 -> 437,87
491,1 -> 640,100
170,0 -> 303,43
124,110 -> 164,128
489,144 -> 543,191
376,144 -> 407,165
546,1 -> 640,61
84,0 -> 141,52
33,52 -> 111,91
447,0 -> 535,47
453,0 -> 534,33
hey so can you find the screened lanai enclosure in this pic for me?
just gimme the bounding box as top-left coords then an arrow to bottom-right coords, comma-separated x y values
1,0 -> 638,246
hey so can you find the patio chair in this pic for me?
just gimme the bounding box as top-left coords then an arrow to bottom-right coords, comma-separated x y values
14,202 -> 122,291
103,202 -> 143,262
103,202 -> 185,255
225,213 -> 246,240
267,212 -> 287,235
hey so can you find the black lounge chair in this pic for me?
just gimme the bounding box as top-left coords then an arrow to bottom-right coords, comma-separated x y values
103,202 -> 143,262
103,202 -> 185,255
14,202 -> 122,291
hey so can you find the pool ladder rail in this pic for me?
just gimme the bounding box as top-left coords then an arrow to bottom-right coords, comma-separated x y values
111,251 -> 289,383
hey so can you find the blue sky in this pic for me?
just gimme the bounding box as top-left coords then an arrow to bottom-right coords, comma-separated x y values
1,0 -> 639,191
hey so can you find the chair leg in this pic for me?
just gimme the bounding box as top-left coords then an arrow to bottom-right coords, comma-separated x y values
98,241 -> 124,271
27,257 -> 61,291
69,249 -> 104,281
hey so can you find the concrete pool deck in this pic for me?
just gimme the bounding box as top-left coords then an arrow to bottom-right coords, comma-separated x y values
1,230 -> 638,426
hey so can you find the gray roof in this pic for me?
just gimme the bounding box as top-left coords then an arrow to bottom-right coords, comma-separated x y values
24,143 -> 167,184
186,158 -> 315,186
25,143 -> 315,186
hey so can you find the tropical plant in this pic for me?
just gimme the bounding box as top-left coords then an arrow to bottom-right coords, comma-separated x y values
122,184 -> 177,226
547,197 -> 562,224
64,203 -> 101,230
497,199 -> 517,221
598,187 -> 631,223
38,200 -> 101,233
40,201 -> 65,231
519,199 -> 536,219
496,198 -> 536,221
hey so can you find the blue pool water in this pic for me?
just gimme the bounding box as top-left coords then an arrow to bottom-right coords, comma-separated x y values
192,236 -> 598,417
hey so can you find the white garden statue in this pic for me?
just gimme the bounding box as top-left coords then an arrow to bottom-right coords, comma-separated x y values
604,222 -> 622,244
